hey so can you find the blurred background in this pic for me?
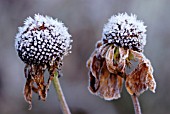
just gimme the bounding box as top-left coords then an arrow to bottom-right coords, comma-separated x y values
0,0 -> 170,114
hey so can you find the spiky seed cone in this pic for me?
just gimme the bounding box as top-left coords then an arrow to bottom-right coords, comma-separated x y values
15,14 -> 72,109
102,13 -> 146,52
15,14 -> 72,66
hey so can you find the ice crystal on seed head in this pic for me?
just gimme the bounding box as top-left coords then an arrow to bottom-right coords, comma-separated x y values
15,14 -> 72,66
102,13 -> 147,52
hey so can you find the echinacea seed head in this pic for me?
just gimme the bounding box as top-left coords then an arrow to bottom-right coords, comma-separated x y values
102,13 -> 147,52
15,14 -> 72,66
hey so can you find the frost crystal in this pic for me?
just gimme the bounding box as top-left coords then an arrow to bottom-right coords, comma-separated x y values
15,14 -> 72,65
102,13 -> 146,52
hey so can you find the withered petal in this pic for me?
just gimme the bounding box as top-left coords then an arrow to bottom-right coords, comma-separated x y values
24,78 -> 33,110
23,64 -> 56,108
144,58 -> 156,93
95,40 -> 103,48
88,72 -> 100,93
98,44 -> 110,58
125,57 -> 156,96
90,61 -> 123,100
130,50 -> 145,61
105,46 -> 127,73
100,74 -> 123,100
105,46 -> 116,73
90,55 -> 104,79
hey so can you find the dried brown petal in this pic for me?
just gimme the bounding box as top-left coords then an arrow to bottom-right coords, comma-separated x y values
90,55 -> 104,79
98,44 -> 110,58
130,50 -> 145,61
99,75 -> 123,100
125,57 -> 156,96
95,40 -> 103,48
33,74 -> 47,101
88,52 -> 104,93
89,61 -> 123,100
143,58 -> 156,93
126,50 -> 135,67
88,71 -> 100,93
23,64 -> 58,109
105,46 -> 128,73
24,76 -> 34,110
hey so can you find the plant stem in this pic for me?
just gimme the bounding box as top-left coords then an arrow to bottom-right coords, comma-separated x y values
52,72 -> 71,114
131,95 -> 141,114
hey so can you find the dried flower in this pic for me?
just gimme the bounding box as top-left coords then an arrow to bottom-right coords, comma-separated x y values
87,41 -> 123,100
125,51 -> 156,96
87,13 -> 156,101
15,14 -> 72,109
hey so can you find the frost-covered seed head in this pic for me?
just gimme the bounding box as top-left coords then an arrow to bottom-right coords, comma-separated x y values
102,13 -> 146,52
15,14 -> 72,66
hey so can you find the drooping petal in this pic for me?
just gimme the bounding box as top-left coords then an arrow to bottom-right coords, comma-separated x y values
125,56 -> 156,96
88,71 -> 100,93
99,74 -> 123,100
90,55 -> 104,79
105,46 -> 128,74
24,76 -> 33,110
89,61 -> 123,100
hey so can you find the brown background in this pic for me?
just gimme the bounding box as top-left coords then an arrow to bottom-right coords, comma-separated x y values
0,0 -> 169,114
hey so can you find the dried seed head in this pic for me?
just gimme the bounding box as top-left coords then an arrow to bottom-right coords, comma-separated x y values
87,13 -> 156,102
102,13 -> 146,52
15,14 -> 72,66
15,14 -> 72,109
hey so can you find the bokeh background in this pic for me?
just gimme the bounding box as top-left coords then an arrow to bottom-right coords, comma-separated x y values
0,0 -> 170,114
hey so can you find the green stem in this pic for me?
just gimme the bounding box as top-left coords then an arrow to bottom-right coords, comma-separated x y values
131,95 -> 142,114
52,72 -> 71,114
